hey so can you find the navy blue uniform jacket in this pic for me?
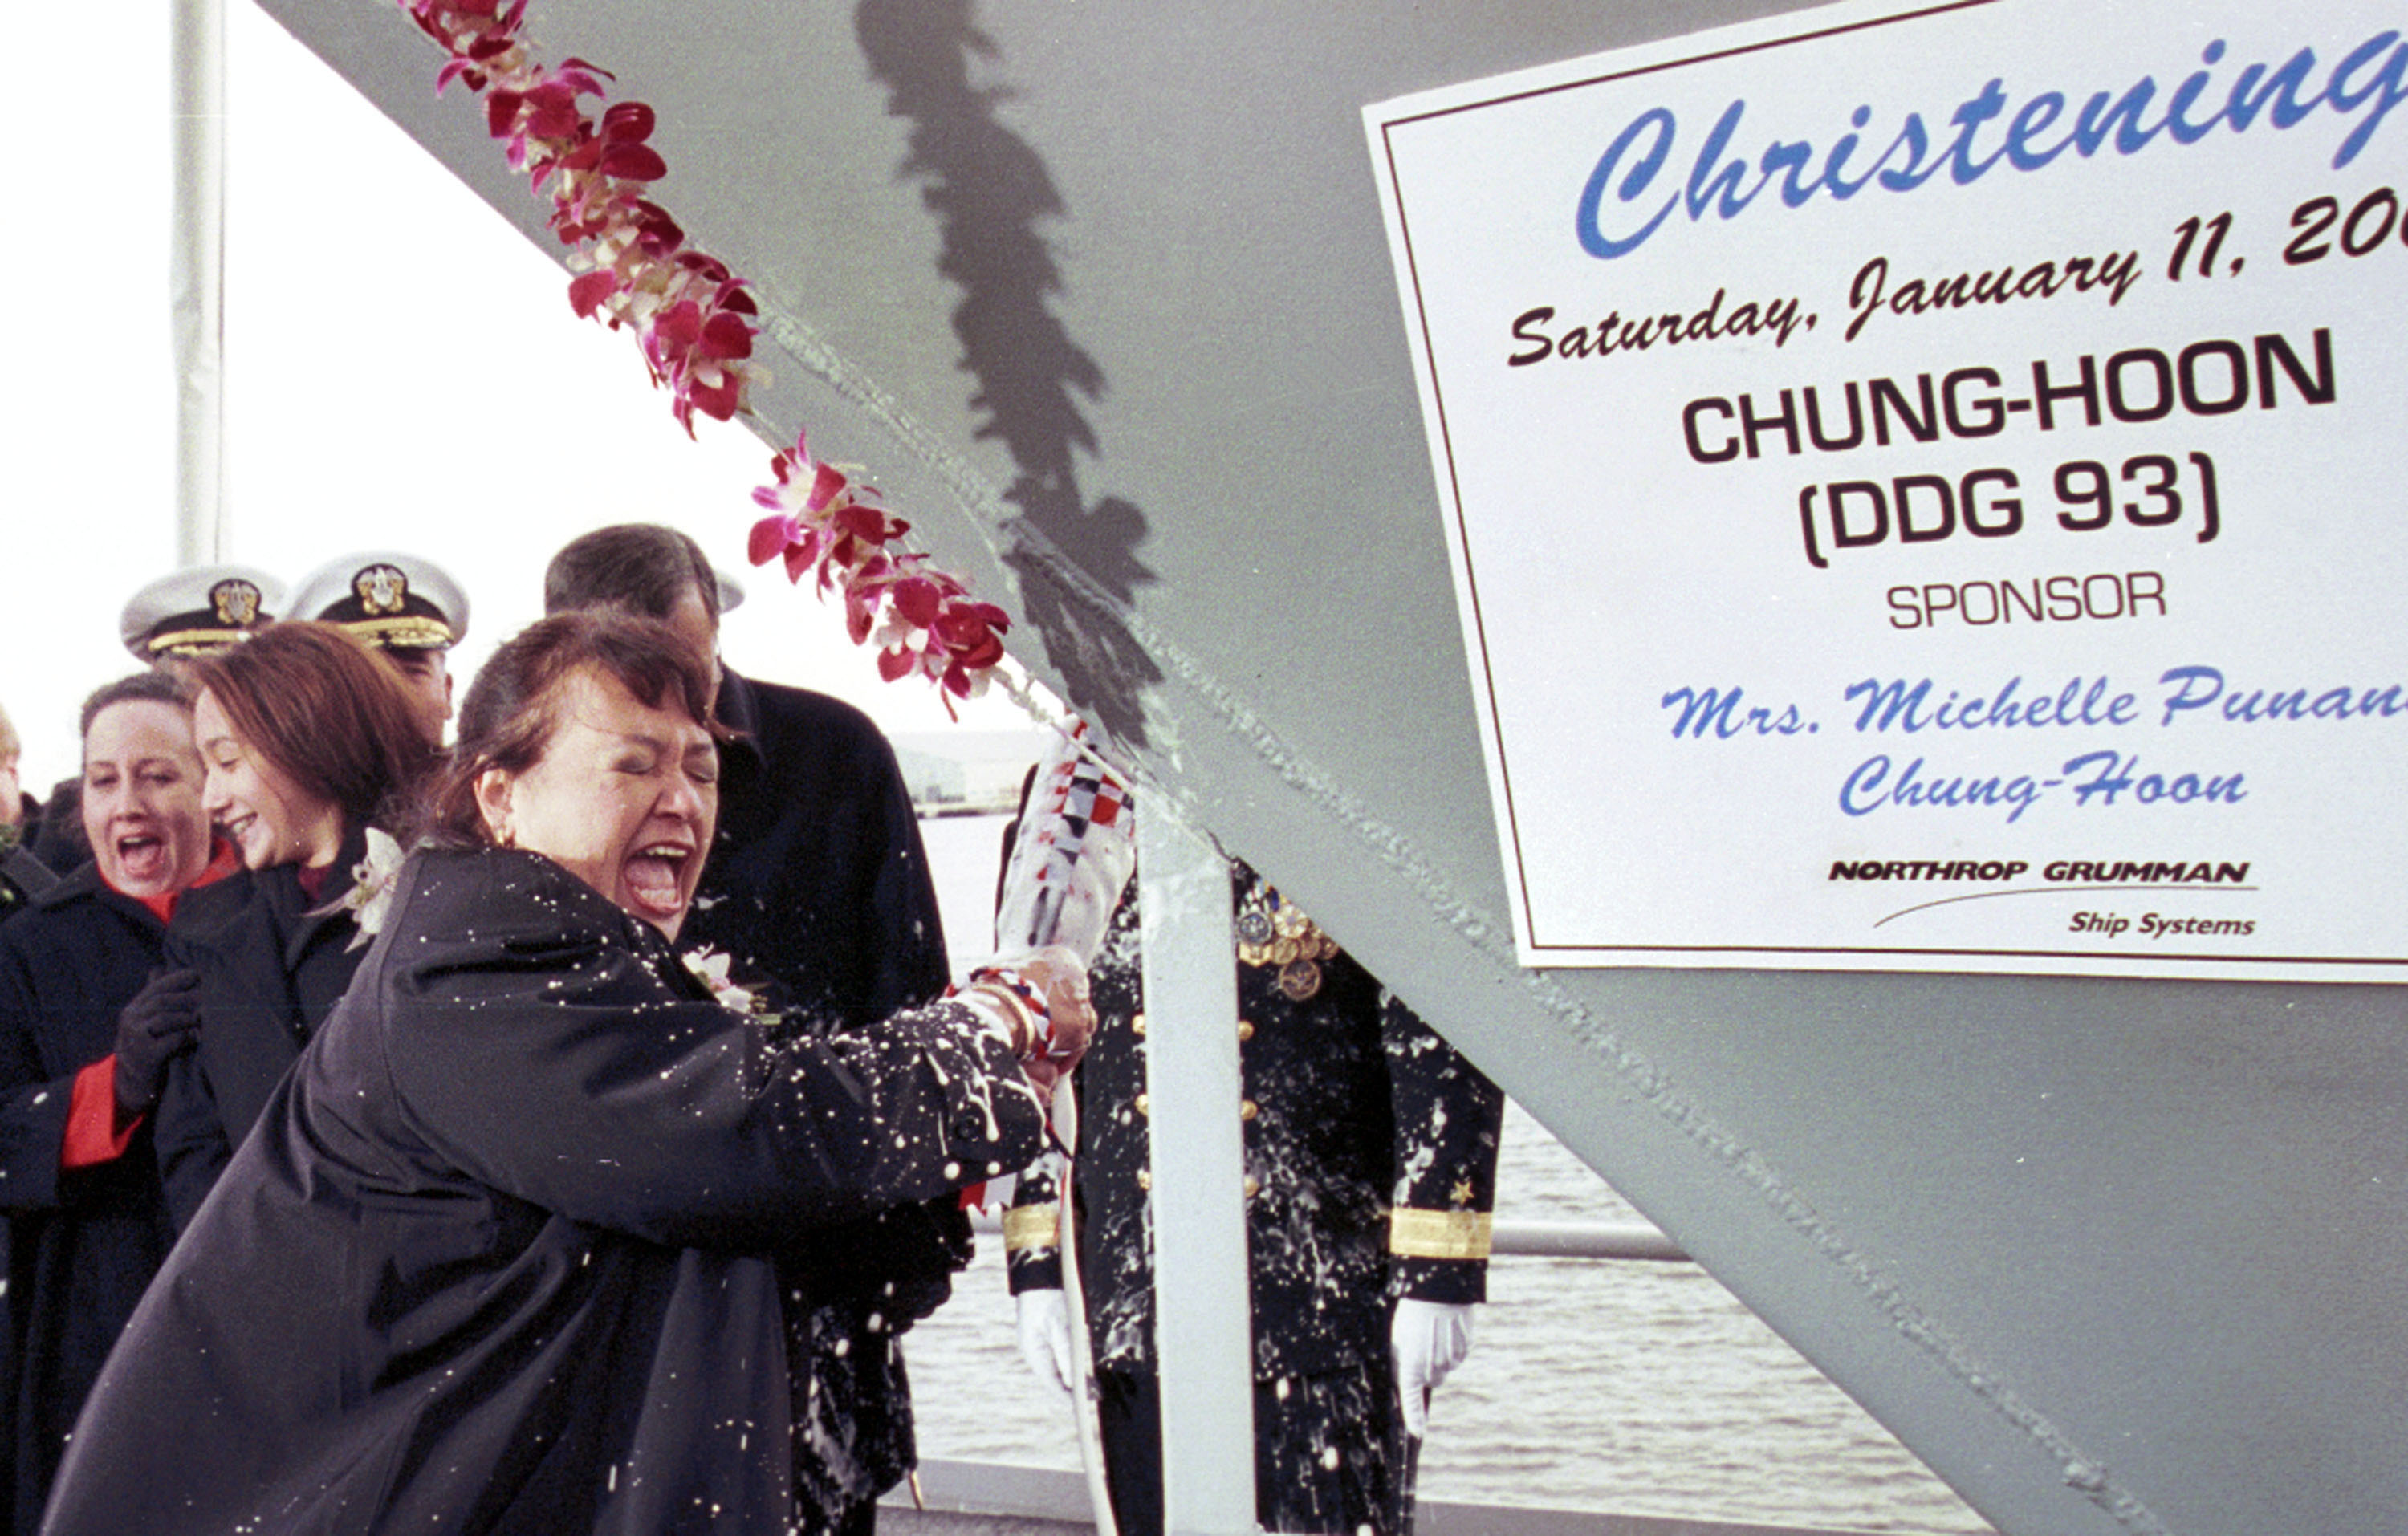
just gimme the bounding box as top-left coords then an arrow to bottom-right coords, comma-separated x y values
1005,862 -> 1505,1380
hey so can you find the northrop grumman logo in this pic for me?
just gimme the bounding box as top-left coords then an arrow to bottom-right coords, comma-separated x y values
1829,858 -> 2251,883
1835,855 -> 2258,936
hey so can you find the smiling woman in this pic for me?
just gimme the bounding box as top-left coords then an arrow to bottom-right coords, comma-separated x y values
0,673 -> 235,1531
44,612 -> 1095,1536
78,694 -> 213,901
152,622 -> 441,1229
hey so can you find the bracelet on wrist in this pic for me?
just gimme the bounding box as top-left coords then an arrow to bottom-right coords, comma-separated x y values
948,982 -> 1026,1053
948,975 -> 1033,1057
966,965 -> 1054,1060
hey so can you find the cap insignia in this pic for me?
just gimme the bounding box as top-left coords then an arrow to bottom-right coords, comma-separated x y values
354,564 -> 410,616
209,579 -> 262,627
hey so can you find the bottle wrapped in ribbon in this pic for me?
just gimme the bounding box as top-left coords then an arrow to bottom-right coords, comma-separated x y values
995,721 -> 1136,965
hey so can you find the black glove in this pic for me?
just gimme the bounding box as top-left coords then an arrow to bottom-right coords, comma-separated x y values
778,1199 -> 974,1330
113,969 -> 201,1120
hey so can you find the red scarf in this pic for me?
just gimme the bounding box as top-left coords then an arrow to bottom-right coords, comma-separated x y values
99,836 -> 242,925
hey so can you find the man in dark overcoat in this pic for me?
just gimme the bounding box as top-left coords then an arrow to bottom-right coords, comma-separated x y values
544,524 -> 957,1535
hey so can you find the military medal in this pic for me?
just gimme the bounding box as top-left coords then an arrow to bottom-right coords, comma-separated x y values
1236,874 -> 1337,994
1277,958 -> 1323,1000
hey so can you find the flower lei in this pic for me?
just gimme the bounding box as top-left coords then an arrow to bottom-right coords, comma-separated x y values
401,0 -> 1014,711
746,437 -> 1012,706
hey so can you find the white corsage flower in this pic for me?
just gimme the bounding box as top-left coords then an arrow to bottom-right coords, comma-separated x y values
682,947 -> 762,1016
340,828 -> 407,951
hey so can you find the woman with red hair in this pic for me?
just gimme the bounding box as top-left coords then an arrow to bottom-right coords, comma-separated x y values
153,620 -> 439,1228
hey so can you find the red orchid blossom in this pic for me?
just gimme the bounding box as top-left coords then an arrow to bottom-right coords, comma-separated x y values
749,433 -> 1014,713
402,0 -> 1015,708
405,0 -> 764,434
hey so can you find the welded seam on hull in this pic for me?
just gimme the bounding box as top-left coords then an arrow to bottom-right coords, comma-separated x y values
752,308 -> 2168,1536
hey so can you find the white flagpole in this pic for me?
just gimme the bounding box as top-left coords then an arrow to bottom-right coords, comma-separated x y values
171,0 -> 227,566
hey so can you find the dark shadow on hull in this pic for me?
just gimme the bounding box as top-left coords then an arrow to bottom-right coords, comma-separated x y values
856,0 -> 1161,747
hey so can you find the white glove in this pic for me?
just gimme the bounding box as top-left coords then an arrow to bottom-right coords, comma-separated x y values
1391,1298 -> 1476,1439
1016,1287 -> 1077,1400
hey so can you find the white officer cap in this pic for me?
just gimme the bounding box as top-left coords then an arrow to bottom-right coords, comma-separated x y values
288,551 -> 470,652
119,566 -> 285,661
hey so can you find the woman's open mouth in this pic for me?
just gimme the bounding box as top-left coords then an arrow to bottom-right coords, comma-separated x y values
621,843 -> 695,920
115,829 -> 170,886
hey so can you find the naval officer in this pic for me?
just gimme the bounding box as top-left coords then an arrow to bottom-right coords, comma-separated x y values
1003,835 -> 1506,1536
287,551 -> 470,744
117,566 -> 282,669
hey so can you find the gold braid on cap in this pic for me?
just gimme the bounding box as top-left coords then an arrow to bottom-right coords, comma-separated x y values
343,614 -> 457,650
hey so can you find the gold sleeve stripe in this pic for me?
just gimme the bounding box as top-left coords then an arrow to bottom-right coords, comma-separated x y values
1388,1207 -> 1494,1262
1002,1204 -> 1063,1254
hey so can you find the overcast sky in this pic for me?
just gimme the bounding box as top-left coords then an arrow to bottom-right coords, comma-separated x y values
4,2 -> 1040,787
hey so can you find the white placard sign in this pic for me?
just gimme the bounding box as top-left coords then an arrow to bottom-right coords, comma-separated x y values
1367,0 -> 2408,979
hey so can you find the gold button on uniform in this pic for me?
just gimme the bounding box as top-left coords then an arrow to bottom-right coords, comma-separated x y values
1134,1093 -> 1150,1117
1133,1011 -> 1147,1037
1136,1169 -> 1152,1191
1243,1176 -> 1261,1198
1235,1018 -> 1255,1042
1239,1099 -> 1258,1121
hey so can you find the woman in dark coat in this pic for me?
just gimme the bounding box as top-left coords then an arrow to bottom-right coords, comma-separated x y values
42,612 -> 1089,1536
153,621 -> 437,1228
0,674 -> 234,1534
